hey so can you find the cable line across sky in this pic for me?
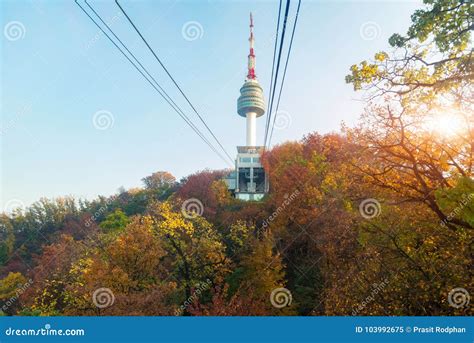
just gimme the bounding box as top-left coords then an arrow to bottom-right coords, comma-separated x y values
76,0 -> 234,167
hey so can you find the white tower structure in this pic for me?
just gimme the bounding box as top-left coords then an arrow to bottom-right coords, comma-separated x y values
225,13 -> 268,201
237,12 -> 265,147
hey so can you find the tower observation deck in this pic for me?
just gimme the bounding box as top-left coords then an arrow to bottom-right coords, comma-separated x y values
225,13 -> 269,201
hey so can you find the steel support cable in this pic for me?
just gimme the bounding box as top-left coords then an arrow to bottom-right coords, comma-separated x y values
76,0 -> 232,166
268,0 -> 301,147
263,0 -> 283,147
115,0 -> 234,164
264,0 -> 291,150
84,0 -> 226,163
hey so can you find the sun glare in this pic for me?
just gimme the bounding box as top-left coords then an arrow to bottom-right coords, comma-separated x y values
423,111 -> 465,137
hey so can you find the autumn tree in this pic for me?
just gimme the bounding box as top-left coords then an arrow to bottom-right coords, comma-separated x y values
24,234 -> 87,316
0,215 -> 15,265
191,231 -> 294,316
146,201 -> 230,313
65,217 -> 175,315
3,197 -> 82,271
175,169 -> 229,218
142,171 -> 176,190
335,0 -> 474,316
0,272 -> 28,315
346,0 -> 473,97
235,232 -> 294,315
260,135 -> 356,314
345,0 -> 473,230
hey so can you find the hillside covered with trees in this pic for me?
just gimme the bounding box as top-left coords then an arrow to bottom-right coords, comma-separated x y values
1,0 -> 472,316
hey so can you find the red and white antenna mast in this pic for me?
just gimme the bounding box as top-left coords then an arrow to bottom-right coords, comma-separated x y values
247,12 -> 256,80
237,12 -> 265,147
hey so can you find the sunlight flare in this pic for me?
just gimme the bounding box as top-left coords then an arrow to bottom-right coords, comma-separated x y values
423,111 -> 465,137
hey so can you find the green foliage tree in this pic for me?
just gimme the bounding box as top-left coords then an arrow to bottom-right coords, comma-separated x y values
346,0 -> 473,96
99,209 -> 130,234
0,272 -> 27,315
0,215 -> 15,265
436,177 -> 474,228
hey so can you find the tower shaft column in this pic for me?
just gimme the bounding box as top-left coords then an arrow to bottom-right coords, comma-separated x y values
246,112 -> 257,146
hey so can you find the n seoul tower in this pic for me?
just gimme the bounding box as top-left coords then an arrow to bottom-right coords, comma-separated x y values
223,12 -> 268,201
237,13 -> 265,147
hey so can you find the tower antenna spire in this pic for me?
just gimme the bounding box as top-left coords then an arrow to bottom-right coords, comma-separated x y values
238,11 -> 265,146
247,12 -> 256,80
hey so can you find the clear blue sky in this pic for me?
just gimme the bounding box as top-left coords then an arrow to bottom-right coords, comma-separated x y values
1,0 -> 421,209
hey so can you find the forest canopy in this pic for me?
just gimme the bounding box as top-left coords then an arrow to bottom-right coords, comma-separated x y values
1,0 -> 472,316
